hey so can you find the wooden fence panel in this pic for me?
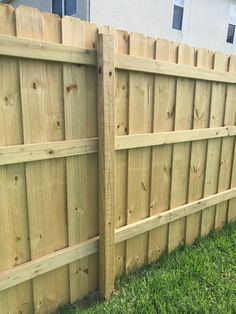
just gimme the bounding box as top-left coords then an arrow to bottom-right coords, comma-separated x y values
0,5 -> 236,312
0,4 -> 33,314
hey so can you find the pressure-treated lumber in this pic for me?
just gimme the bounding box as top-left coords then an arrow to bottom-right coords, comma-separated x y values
97,33 -> 115,299
148,39 -> 177,263
2,35 -> 236,85
1,188 -> 236,294
168,44 -> 195,252
215,56 -> 236,229
1,127 -> 235,167
201,53 -> 229,236
228,142 -> 236,221
16,6 -> 69,313
115,126 -> 236,150
116,54 -> 236,83
185,48 -> 213,245
115,188 -> 236,244
0,34 -> 96,65
126,34 -> 154,274
0,237 -> 99,293
0,5 -> 236,310
0,4 -> 33,314
0,138 -> 98,165
100,27 -> 129,278
63,16 -> 99,302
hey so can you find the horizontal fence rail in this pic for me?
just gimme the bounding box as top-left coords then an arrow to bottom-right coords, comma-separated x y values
0,187 -> 235,293
0,34 -> 97,65
0,138 -> 98,165
1,35 -> 236,83
1,126 -> 236,165
115,126 -> 236,150
116,54 -> 236,83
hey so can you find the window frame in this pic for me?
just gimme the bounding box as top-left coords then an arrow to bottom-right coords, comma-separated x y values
172,1 -> 184,31
226,23 -> 235,44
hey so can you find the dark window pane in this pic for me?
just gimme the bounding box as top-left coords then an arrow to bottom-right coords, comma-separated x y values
226,23 -> 235,43
65,0 -> 77,16
52,0 -> 62,17
172,5 -> 184,30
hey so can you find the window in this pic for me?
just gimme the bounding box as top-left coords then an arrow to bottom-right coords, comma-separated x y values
52,0 -> 62,17
65,0 -> 76,16
172,0 -> 184,31
52,0 -> 77,17
227,5 -> 236,44
227,24 -> 235,44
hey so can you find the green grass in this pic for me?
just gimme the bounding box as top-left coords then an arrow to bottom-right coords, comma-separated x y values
57,222 -> 236,314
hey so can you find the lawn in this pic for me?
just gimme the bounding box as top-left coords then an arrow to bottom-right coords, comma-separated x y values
58,222 -> 236,314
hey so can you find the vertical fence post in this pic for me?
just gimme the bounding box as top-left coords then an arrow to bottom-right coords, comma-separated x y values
97,33 -> 115,299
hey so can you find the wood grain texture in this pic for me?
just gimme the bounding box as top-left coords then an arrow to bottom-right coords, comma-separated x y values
185,49 -> 213,245
126,33 -> 154,273
0,34 -> 96,65
169,44 -> 195,252
97,33 -> 115,298
201,53 -> 229,237
0,6 -> 235,308
16,6 -> 69,313
114,29 -> 129,278
0,138 -> 98,165
2,186 -> 236,295
62,16 -> 99,302
116,188 -> 236,244
215,56 -> 236,229
115,127 -> 231,150
148,39 -> 177,263
116,53 -> 236,83
0,4 -> 33,314
99,27 -> 129,278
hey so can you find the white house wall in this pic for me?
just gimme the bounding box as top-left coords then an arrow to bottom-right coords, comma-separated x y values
90,0 -> 236,54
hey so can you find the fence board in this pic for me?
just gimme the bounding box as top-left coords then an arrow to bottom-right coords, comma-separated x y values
228,55 -> 236,222
186,48 -> 213,244
201,53 -> 229,236
215,57 -> 236,229
228,142 -> 236,222
0,4 -> 33,314
126,34 -> 154,273
169,44 -> 195,252
62,16 -> 99,302
97,33 -> 115,298
113,28 -> 129,277
148,39 -> 177,262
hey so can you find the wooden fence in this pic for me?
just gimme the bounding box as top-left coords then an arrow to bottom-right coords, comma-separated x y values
0,4 -> 236,314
